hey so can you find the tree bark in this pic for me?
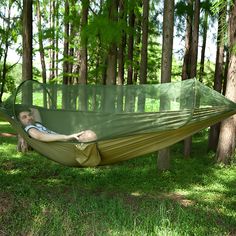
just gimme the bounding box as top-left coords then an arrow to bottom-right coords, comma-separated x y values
68,0 -> 76,84
78,0 -> 89,111
79,0 -> 89,84
140,0 -> 149,84
134,14 -> 142,83
55,0 -> 59,79
199,10 -> 208,83
19,0 -> 33,152
223,49 -> 229,95
208,4 -> 227,152
62,0 -> 70,85
62,0 -> 70,109
49,0 -> 55,81
36,0 -> 47,83
157,0 -> 175,171
127,7 -> 135,84
182,0 -> 192,81
184,0 -> 200,159
22,0 -> 33,83
117,0 -> 126,85
106,0 -> 118,85
189,0 -> 200,79
216,1 -> 236,164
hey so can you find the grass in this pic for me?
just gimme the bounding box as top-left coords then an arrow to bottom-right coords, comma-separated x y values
0,120 -> 236,236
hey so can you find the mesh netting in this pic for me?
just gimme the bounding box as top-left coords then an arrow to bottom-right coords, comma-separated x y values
3,79 -> 236,141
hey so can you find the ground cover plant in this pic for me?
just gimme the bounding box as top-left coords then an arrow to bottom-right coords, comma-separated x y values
0,120 -> 236,236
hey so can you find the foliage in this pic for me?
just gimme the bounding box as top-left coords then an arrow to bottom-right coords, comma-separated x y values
0,0 -> 22,100
0,0 -> 221,87
0,63 -> 17,93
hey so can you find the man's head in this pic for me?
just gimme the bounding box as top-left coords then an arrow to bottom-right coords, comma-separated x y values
18,110 -> 35,127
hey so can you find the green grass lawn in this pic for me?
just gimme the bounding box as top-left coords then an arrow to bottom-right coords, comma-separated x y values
0,120 -> 236,236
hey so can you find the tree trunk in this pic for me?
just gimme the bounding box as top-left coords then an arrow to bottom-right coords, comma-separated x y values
182,0 -> 192,81
55,0 -> 59,79
78,0 -> 89,111
22,0 -> 33,83
208,4 -> 227,152
106,0 -> 118,85
19,0 -> 33,152
134,14 -> 142,83
117,0 -> 126,85
62,0 -> 70,110
62,0 -> 70,85
140,0 -> 149,84
223,49 -> 229,95
49,0 -> 55,81
184,0 -> 200,159
51,0 -> 56,81
79,0 -> 89,84
127,7 -> 135,84
157,0 -> 175,171
199,10 -> 208,83
189,0 -> 200,78
36,0 -> 47,83
68,0 -> 76,85
216,1 -> 236,164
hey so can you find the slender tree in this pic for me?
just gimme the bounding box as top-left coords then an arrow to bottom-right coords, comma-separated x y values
184,0 -> 200,159
22,0 -> 33,83
117,0 -> 126,85
79,0 -> 89,84
36,0 -> 47,83
106,0 -> 119,85
208,1 -> 227,151
127,4 -> 135,84
157,0 -> 175,171
68,0 -> 76,84
199,3 -> 209,82
189,0 -> 200,78
49,0 -> 55,81
182,0 -> 193,81
62,0 -> 70,85
140,0 -> 149,84
18,0 -> 33,153
133,13 -> 142,83
216,0 -> 236,164
55,0 -> 60,79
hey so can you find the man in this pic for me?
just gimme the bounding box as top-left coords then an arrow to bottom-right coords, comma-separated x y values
18,109 -> 97,143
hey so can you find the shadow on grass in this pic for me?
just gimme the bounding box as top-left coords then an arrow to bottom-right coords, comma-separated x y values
0,129 -> 236,235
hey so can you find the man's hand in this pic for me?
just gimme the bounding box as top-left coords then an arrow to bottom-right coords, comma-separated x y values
69,130 -> 97,142
67,131 -> 85,141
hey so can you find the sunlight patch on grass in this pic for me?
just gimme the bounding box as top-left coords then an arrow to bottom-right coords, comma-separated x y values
131,192 -> 142,197
45,178 -> 64,185
7,169 -> 22,175
0,143 -> 22,160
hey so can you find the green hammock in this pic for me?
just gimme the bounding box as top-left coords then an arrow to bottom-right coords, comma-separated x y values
1,79 -> 236,167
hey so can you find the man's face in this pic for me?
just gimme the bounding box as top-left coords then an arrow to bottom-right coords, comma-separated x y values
18,111 -> 35,127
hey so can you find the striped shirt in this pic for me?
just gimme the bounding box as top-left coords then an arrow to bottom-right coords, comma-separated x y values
25,123 -> 56,134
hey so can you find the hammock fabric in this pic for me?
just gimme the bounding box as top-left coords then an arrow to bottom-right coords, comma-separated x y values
1,79 -> 236,167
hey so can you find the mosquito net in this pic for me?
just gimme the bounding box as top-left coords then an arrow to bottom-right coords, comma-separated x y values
2,78 -> 236,142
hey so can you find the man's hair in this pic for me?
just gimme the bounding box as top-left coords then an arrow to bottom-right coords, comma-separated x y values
16,108 -> 31,120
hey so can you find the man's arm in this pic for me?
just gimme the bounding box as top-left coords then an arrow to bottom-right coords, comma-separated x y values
28,128 -> 84,142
